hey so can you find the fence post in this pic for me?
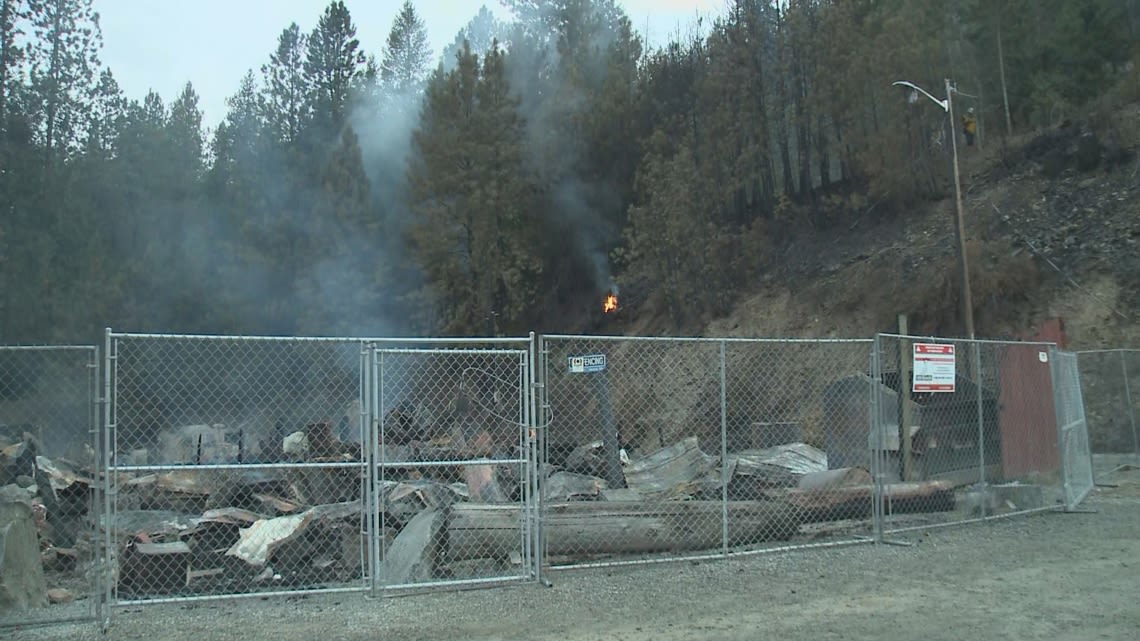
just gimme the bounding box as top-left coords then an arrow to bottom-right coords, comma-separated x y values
719,340 -> 729,558
1121,350 -> 1138,461
102,328 -> 115,630
870,335 -> 884,543
972,342 -> 987,519
533,335 -> 551,583
529,332 -> 546,586
88,344 -> 103,630
898,316 -> 915,481
361,342 -> 379,599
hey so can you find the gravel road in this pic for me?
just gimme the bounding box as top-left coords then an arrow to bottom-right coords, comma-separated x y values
10,467 -> 1140,641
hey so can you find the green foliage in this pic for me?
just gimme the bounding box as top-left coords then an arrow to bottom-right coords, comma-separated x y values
380,1 -> 432,98
963,0 -> 1137,130
407,42 -> 543,335
304,1 -> 363,136
623,131 -> 744,325
25,0 -> 101,166
261,23 -> 309,146
441,5 -> 503,70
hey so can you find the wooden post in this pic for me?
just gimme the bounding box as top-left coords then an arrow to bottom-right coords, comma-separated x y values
899,314 -> 915,481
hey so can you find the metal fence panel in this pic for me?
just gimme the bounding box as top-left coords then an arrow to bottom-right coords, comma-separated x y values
1052,350 -> 1095,508
874,334 -> 1067,534
723,339 -> 879,552
539,336 -> 722,568
102,331 -> 538,617
370,346 -> 535,591
105,333 -> 372,607
538,335 -> 876,570
1076,349 -> 1140,465
0,345 -> 102,630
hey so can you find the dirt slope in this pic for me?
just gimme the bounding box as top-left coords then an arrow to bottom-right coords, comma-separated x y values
706,117 -> 1140,349
592,114 -> 1140,456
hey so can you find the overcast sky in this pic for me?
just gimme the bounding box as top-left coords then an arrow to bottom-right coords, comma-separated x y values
94,0 -> 726,130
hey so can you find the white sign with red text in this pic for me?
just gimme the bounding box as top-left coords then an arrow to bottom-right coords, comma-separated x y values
913,343 -> 956,392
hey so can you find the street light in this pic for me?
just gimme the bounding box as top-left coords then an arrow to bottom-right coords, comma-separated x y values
892,79 -> 975,340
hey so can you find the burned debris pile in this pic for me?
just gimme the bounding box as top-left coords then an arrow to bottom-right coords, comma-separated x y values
1,402 -> 962,607
1,430 -> 94,613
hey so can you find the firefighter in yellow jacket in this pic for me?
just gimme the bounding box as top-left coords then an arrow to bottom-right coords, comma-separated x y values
962,107 -> 977,147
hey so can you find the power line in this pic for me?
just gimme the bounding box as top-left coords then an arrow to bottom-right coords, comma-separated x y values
989,201 -> 1131,321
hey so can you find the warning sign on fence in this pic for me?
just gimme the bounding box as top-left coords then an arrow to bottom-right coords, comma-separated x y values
913,343 -> 956,392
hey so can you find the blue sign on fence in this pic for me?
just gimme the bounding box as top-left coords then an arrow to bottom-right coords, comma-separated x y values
568,354 -> 607,374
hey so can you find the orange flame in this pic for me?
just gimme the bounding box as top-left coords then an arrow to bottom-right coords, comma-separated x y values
603,292 -> 619,314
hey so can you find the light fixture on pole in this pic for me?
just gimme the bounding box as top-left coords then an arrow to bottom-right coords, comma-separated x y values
892,79 -> 975,340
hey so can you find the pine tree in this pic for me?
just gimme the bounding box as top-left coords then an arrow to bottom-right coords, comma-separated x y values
380,1 -> 432,99
304,0 -> 364,136
407,47 -> 479,332
25,0 -> 101,169
261,23 -> 309,147
85,68 -> 126,158
208,70 -> 259,195
407,42 -> 542,334
296,125 -> 387,334
471,43 -> 544,332
624,132 -> 724,325
442,4 -> 502,71
167,82 -> 205,190
497,0 -> 645,304
0,0 -> 24,139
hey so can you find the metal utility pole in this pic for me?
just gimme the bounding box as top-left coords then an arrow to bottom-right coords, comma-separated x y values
944,78 -> 975,340
892,79 -> 977,340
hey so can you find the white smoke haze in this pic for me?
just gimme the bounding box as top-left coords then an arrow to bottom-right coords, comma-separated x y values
496,0 -> 634,295
102,1 -> 649,342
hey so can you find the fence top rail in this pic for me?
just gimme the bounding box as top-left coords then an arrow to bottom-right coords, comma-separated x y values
0,344 -> 98,352
375,347 -> 528,356
106,329 -> 533,345
876,332 -> 1059,348
540,334 -> 873,344
1075,348 -> 1140,355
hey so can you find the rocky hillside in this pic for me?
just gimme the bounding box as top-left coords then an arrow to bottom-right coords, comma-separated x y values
588,105 -> 1140,457
696,108 -> 1140,350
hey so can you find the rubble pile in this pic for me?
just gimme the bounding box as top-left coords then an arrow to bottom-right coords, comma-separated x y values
1,431 -> 94,613
2,409 -> 963,607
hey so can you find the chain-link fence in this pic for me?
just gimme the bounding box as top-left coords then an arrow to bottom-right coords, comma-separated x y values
1076,350 -> 1139,476
7,329 -> 1103,631
871,334 -> 1085,535
537,335 -> 877,570
0,345 -> 102,630
102,331 -> 538,616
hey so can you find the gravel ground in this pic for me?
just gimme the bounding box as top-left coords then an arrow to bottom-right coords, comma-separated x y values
9,466 -> 1140,641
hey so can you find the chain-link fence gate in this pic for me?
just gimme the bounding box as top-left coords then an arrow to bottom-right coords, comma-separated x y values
368,340 -> 538,592
0,345 -> 103,631
536,335 -> 878,570
1077,350 -> 1140,478
101,331 -> 538,623
871,334 -> 1092,535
